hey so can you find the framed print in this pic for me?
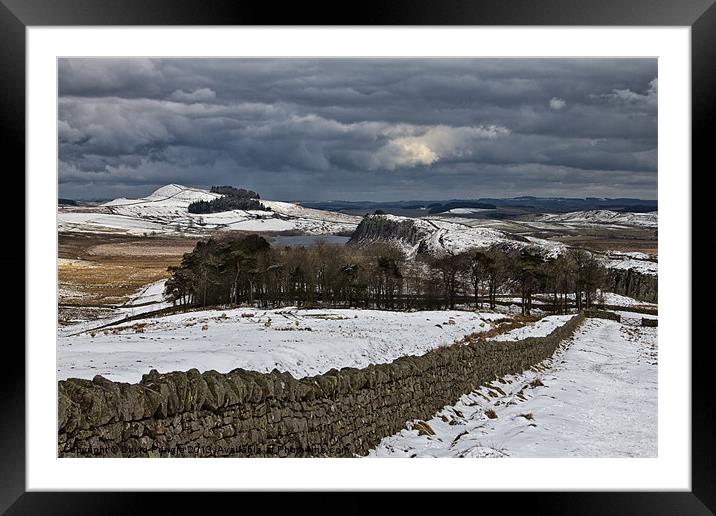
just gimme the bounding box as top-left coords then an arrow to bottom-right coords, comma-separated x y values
3,0 -> 712,512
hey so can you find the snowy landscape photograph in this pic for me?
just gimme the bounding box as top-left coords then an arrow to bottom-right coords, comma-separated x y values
56,58 -> 658,458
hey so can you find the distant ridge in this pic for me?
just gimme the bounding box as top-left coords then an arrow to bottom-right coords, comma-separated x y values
300,197 -> 657,217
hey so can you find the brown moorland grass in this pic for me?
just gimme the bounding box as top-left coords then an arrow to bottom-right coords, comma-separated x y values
58,233 -> 201,307
451,315 -> 542,347
58,230 -> 312,308
59,259 -> 175,304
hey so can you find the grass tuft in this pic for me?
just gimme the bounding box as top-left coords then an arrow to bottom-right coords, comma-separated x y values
529,378 -> 544,388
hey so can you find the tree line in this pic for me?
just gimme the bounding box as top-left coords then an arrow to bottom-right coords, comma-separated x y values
188,186 -> 269,214
209,186 -> 260,198
164,234 -> 607,314
188,197 -> 270,214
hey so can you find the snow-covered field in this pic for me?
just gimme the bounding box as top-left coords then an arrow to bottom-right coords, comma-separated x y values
369,316 -> 657,458
535,210 -> 658,229
601,291 -> 657,307
58,184 -> 360,236
604,251 -> 658,276
123,280 -> 169,307
532,291 -> 657,308
58,279 -> 175,337
615,309 -> 658,321
445,208 -> 491,215
492,314 -> 574,341
57,244 -> 655,387
57,265 -> 657,459
57,307 -> 510,383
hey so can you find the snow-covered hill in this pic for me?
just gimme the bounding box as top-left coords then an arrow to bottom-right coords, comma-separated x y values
57,184 -> 361,236
348,213 -> 566,258
348,213 -> 656,295
604,250 -> 658,276
534,209 -> 658,228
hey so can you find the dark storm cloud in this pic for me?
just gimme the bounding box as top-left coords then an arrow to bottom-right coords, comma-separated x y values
58,58 -> 657,200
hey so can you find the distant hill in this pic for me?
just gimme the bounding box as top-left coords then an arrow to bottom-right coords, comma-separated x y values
300,197 -> 657,218
534,210 -> 658,228
58,184 -> 361,236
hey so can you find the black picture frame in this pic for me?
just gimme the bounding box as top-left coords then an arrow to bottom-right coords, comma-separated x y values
3,0 -> 710,513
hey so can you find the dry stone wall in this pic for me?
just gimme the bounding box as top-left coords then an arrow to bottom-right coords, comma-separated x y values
58,313 -> 586,458
583,309 -> 621,322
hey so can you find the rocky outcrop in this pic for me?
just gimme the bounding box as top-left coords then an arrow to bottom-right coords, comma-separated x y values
347,214 -> 431,250
608,269 -> 658,303
349,216 -> 658,303
347,214 -> 529,256
58,313 -> 586,458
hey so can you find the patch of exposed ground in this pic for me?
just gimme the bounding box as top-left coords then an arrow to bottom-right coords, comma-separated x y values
58,233 -> 200,319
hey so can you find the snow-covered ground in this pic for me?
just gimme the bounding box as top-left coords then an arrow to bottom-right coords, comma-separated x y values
122,280 -> 168,307
425,218 -> 566,259
57,307 -> 509,383
492,314 -> 574,341
535,210 -> 658,229
355,211 -> 655,265
600,291 -> 657,307
531,291 -> 657,308
422,217 -> 533,256
604,258 -> 657,276
369,316 -> 657,458
359,211 -> 654,274
358,213 -> 565,259
615,309 -> 658,321
58,280 -> 173,338
58,184 -> 360,236
445,208 -> 491,215
603,251 -> 658,276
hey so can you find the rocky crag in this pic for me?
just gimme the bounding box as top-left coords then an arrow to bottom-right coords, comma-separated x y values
608,269 -> 658,303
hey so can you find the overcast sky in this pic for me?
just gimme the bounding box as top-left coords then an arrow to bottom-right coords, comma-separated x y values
58,58 -> 657,201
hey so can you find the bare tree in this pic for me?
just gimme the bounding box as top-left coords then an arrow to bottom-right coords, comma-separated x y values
430,253 -> 469,309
